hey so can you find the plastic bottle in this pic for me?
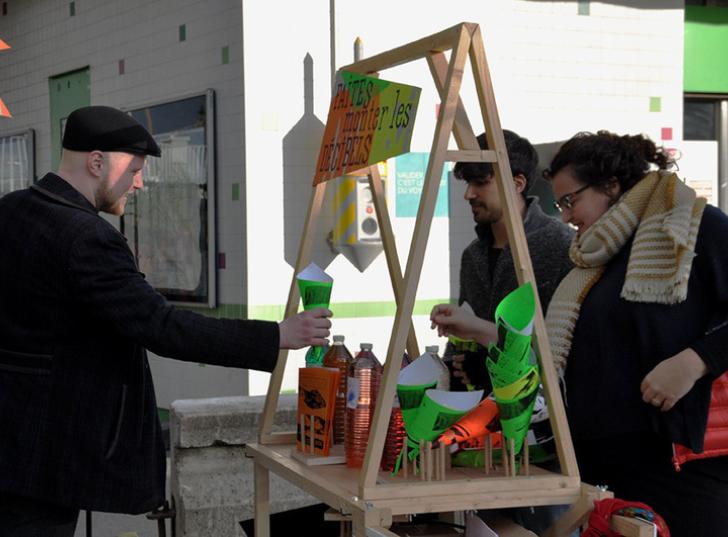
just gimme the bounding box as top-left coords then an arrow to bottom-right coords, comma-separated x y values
322,335 -> 353,445
427,345 -> 450,391
381,352 -> 411,472
345,343 -> 383,468
305,340 -> 329,367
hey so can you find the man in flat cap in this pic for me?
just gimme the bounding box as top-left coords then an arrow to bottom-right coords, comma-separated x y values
0,105 -> 331,535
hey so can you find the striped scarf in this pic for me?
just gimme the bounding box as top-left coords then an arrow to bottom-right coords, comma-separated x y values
546,171 -> 706,374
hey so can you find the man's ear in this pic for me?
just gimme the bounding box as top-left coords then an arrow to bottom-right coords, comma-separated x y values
87,151 -> 104,178
513,173 -> 528,195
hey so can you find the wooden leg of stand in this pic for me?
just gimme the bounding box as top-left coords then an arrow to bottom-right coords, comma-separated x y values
543,484 -> 613,537
254,462 -> 270,537
524,441 -> 530,476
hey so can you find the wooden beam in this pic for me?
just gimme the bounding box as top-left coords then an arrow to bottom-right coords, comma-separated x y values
258,182 -> 327,442
259,432 -> 296,445
254,463 -> 270,537
468,25 -> 580,479
427,52 -> 478,150
368,165 -> 420,359
444,149 -> 496,162
246,443 -> 362,514
361,474 -> 580,500
542,484 -> 613,537
611,516 -> 658,537
359,23 -> 472,493
340,23 -> 467,75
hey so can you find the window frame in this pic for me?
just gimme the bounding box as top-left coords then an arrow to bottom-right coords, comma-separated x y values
121,90 -> 217,308
0,128 -> 35,197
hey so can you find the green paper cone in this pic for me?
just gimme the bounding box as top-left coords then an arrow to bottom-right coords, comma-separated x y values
485,283 -> 539,458
296,263 -> 333,366
397,382 -> 437,432
396,351 -> 444,431
297,278 -> 333,310
396,389 -> 483,473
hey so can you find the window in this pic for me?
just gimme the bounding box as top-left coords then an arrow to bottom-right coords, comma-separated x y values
0,129 -> 34,197
122,91 -> 216,307
684,98 -> 717,140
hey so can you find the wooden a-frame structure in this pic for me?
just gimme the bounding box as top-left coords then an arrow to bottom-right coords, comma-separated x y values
246,22 -> 651,537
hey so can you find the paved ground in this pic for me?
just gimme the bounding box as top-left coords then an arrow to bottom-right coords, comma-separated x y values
72,453 -> 171,537
74,511 -> 163,537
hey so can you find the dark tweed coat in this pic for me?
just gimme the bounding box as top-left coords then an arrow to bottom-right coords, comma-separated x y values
0,173 -> 279,513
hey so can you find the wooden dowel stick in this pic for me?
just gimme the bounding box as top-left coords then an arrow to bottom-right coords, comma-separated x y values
509,438 -> 516,478
427,441 -> 433,481
483,434 -> 488,475
420,440 -> 426,481
440,442 -> 447,481
501,437 -> 509,476
432,443 -> 437,481
403,441 -> 408,478
524,440 -> 530,476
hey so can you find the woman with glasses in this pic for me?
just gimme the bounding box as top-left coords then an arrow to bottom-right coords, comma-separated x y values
433,130 -> 728,536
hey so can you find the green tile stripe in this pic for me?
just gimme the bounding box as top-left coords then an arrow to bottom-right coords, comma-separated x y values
158,407 -> 169,423
577,0 -> 589,16
181,299 -> 451,321
649,96 -> 661,113
232,182 -> 239,201
249,298 -> 450,321
222,46 -> 230,65
179,24 -> 186,42
180,303 -> 248,318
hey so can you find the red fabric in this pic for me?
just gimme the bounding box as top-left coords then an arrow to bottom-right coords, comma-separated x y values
583,498 -> 670,537
673,372 -> 728,470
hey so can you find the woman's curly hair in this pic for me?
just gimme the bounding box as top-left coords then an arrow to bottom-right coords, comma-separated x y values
544,131 -> 673,193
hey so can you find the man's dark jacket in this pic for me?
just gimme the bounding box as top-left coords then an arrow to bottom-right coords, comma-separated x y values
0,174 -> 280,514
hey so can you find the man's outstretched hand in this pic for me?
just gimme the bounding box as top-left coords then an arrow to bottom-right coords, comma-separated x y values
278,308 -> 333,349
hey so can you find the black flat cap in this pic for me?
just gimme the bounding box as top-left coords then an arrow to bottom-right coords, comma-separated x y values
62,105 -> 161,157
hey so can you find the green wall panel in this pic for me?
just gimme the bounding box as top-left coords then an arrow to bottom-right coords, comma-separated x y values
49,68 -> 90,170
685,6 -> 728,93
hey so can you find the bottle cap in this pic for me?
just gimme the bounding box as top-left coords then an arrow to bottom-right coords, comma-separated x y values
333,335 -> 345,343
425,345 -> 439,354
360,343 -> 373,351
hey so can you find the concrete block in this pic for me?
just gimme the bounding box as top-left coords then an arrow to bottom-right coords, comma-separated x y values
171,395 -> 318,537
170,394 -> 297,448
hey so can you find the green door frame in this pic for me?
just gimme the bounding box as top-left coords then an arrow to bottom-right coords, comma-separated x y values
49,67 -> 90,170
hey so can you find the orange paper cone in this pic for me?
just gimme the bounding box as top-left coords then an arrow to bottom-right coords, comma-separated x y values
438,397 -> 499,447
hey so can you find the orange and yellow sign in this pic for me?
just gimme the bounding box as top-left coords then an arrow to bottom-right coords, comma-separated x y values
313,71 -> 420,185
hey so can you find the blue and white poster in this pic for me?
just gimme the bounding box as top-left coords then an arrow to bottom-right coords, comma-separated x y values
395,153 -> 449,218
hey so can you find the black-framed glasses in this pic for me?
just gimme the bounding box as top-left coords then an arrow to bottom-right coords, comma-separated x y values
553,184 -> 591,212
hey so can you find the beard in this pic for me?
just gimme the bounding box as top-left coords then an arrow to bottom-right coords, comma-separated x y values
470,201 -> 502,225
95,180 -> 127,216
